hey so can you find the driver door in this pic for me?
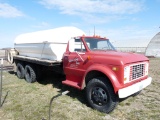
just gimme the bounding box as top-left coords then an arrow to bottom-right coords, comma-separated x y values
63,38 -> 88,87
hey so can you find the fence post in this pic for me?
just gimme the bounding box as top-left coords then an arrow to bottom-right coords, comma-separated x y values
0,58 -> 3,107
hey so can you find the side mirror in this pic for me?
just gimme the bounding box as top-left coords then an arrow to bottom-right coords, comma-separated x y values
68,38 -> 75,52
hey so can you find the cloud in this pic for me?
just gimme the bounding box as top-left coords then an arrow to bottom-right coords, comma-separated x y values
0,3 -> 24,18
40,0 -> 144,14
39,0 -> 144,23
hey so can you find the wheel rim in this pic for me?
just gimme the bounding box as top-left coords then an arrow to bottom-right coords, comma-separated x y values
91,87 -> 108,106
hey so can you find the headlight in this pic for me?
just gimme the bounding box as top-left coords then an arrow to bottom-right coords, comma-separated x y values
144,62 -> 149,76
124,66 -> 130,84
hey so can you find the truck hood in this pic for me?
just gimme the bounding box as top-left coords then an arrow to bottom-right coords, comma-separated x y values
91,50 -> 148,65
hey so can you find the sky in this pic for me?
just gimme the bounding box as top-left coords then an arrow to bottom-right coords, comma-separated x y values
0,0 -> 160,48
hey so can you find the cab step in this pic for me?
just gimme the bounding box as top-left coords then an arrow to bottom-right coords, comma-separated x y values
62,80 -> 81,89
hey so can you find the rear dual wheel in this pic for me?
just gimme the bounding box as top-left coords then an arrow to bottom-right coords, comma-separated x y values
16,63 -> 25,79
86,77 -> 118,113
16,63 -> 38,83
24,65 -> 37,83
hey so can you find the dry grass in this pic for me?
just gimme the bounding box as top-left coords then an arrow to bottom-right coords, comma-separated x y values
0,58 -> 160,120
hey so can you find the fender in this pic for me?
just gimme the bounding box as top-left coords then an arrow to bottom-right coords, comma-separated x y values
81,64 -> 121,93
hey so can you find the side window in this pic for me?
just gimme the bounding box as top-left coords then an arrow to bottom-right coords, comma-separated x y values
74,39 -> 86,52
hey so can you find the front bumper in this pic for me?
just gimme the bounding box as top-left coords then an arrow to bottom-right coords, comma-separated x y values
118,77 -> 152,98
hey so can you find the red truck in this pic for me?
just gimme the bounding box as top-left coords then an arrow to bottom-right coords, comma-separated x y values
9,27 -> 152,113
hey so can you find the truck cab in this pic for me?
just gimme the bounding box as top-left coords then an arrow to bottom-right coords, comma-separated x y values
62,36 -> 152,113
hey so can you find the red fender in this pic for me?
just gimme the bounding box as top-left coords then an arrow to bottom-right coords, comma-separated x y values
81,64 -> 121,93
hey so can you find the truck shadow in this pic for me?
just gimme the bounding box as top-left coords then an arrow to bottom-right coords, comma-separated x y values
8,70 -> 87,106
37,71 -> 87,106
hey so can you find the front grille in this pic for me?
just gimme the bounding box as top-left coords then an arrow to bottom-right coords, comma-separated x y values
130,64 -> 145,81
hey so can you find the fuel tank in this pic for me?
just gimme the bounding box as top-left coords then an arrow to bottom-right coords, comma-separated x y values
14,26 -> 85,61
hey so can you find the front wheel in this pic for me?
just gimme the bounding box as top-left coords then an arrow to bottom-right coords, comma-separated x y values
86,77 -> 118,113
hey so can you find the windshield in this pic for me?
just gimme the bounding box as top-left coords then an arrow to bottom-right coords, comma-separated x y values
84,38 -> 116,51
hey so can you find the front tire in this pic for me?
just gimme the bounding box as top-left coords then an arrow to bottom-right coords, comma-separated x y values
86,77 -> 118,113
24,65 -> 36,83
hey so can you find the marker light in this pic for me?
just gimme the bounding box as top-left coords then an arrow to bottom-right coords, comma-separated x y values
112,67 -> 119,71
87,56 -> 91,60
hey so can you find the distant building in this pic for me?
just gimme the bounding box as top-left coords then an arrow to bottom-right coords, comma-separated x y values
145,32 -> 160,57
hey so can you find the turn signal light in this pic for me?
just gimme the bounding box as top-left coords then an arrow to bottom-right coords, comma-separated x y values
124,77 -> 127,81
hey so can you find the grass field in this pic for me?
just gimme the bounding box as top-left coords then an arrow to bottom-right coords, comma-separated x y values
0,58 -> 159,120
